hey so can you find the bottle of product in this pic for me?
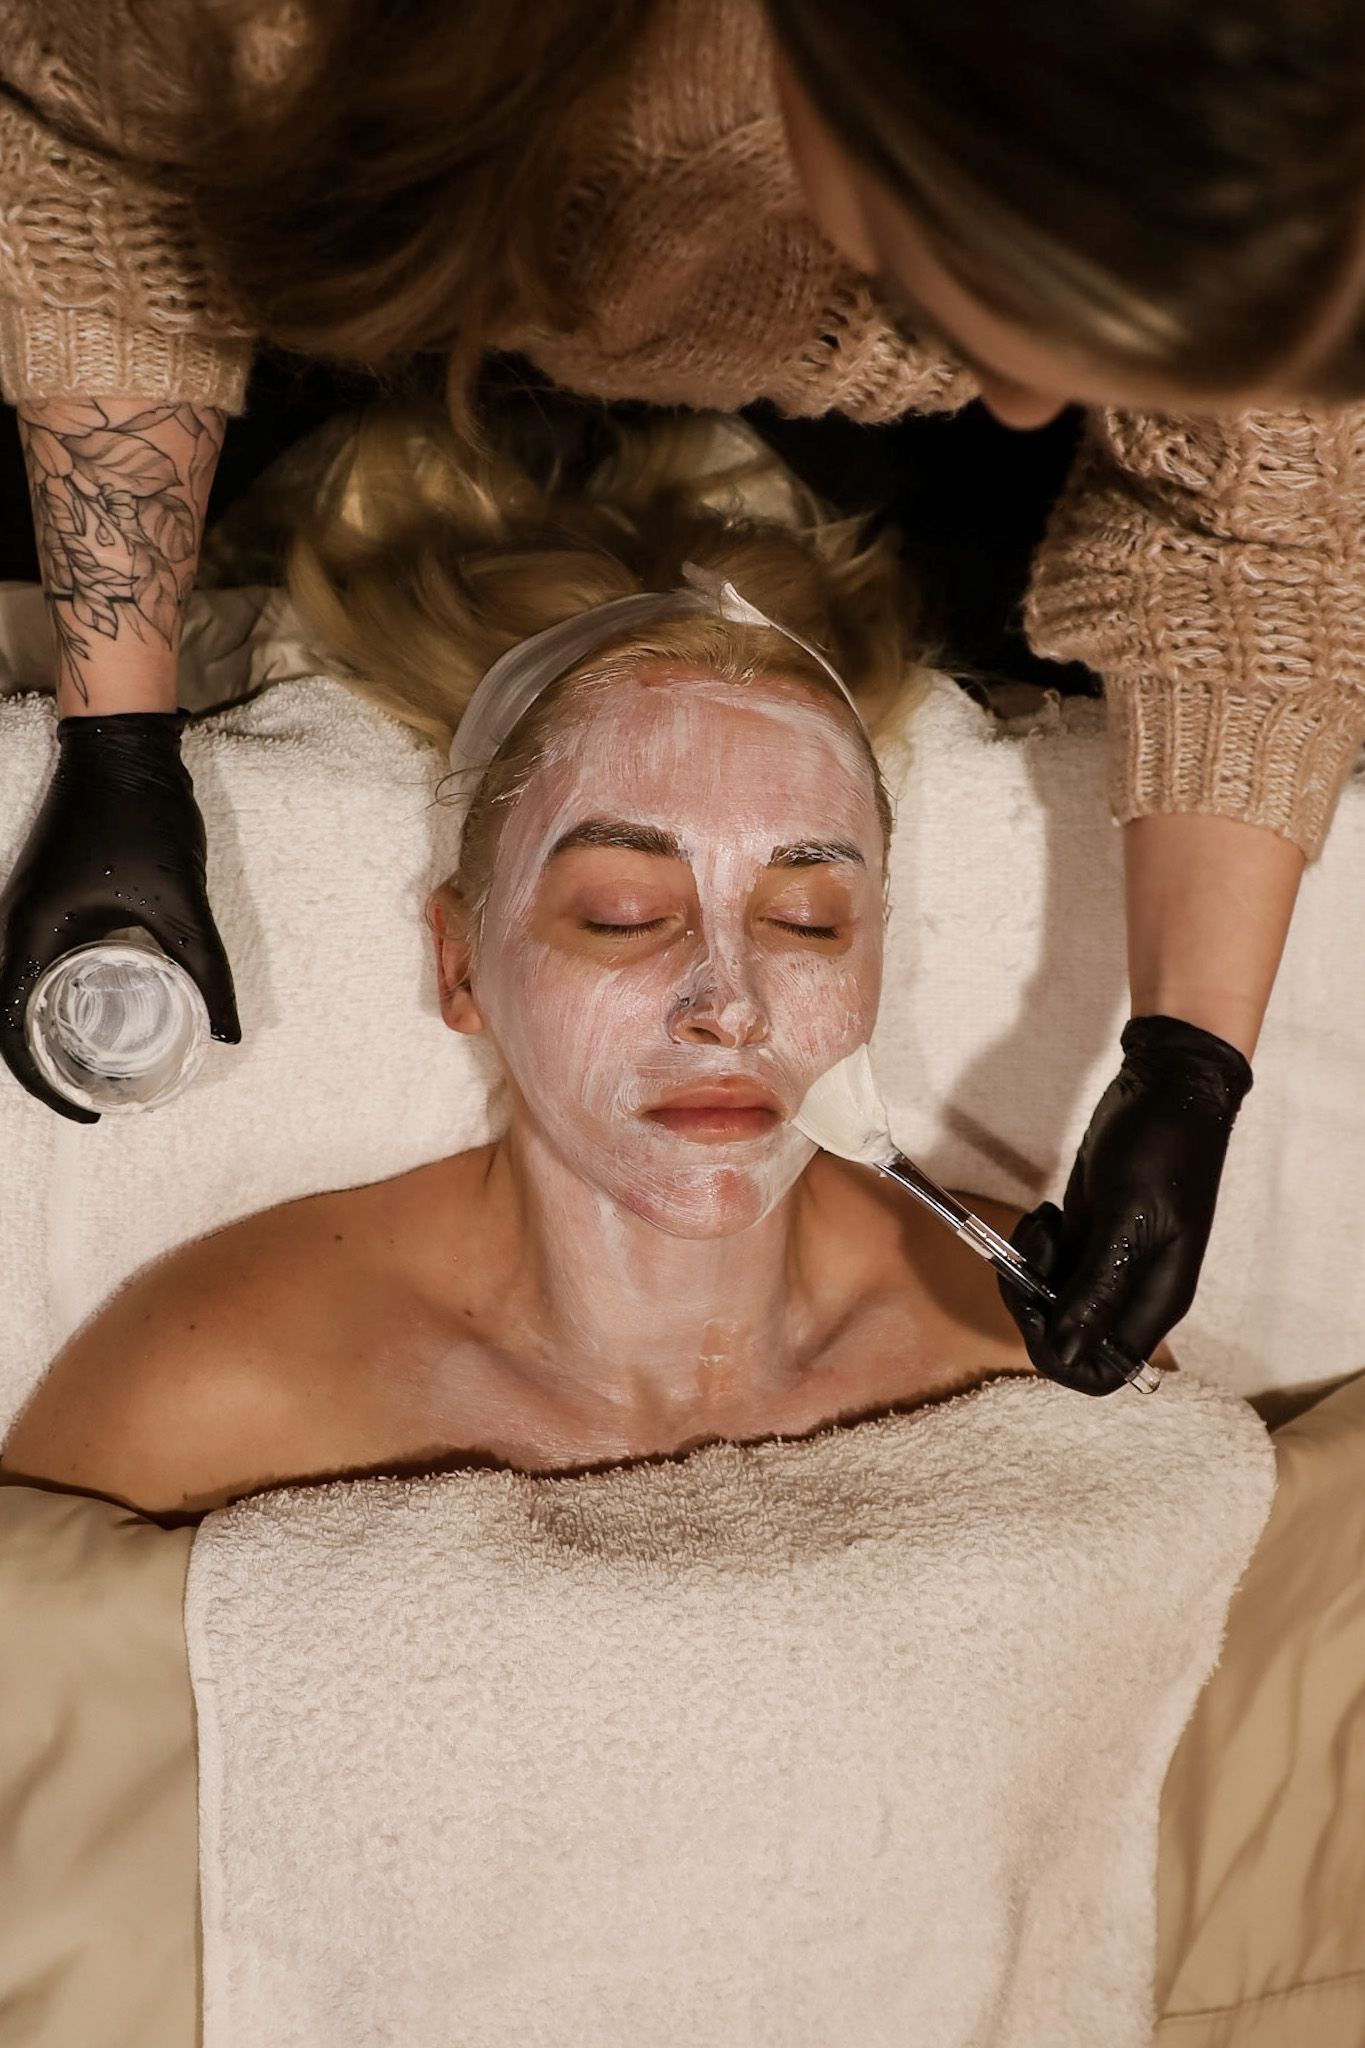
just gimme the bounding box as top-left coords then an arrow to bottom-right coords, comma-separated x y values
25,927 -> 210,1116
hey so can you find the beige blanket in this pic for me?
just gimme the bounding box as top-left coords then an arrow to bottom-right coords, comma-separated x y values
187,1373 -> 1273,2048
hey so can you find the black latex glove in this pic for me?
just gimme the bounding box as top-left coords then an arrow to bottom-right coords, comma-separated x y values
0,712 -> 239,1125
1001,1015 -> 1253,1395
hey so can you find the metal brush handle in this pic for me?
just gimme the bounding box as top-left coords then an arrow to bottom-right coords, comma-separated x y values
877,1154 -> 1163,1396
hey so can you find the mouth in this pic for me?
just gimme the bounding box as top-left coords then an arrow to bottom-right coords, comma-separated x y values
644,1079 -> 785,1144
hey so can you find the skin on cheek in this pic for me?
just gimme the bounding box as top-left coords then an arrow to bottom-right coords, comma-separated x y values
470,675 -> 884,1237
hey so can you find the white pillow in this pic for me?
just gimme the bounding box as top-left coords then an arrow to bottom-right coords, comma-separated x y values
0,670 -> 1358,1430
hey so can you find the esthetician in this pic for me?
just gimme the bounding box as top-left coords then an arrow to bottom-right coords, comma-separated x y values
1,0 -> 1361,1394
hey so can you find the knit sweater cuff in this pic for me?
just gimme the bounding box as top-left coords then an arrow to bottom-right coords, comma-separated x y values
1105,670 -> 1364,860
776,290 -> 976,425
0,303 -> 252,412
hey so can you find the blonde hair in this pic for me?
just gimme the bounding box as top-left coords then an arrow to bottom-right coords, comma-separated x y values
288,404 -> 927,918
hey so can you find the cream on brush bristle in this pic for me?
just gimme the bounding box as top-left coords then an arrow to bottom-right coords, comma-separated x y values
794,1047 -> 898,1167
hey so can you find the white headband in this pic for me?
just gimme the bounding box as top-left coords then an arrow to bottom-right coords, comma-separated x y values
446,562 -> 862,799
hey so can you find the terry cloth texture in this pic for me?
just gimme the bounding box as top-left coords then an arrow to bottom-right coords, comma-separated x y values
5,665 -> 1365,1424
186,1373 -> 1274,2048
2,0 -> 1364,852
11,1378 -> 1365,2048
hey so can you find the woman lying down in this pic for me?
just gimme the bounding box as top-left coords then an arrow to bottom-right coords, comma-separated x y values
2,414 -> 1273,2045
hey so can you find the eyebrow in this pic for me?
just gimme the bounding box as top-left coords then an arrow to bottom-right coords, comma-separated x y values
769,839 -> 866,870
548,818 -> 686,861
547,820 -> 866,870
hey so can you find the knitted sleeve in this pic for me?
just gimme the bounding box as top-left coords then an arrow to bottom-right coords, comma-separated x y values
0,3 -> 253,408
498,0 -> 974,426
1026,406 -> 1365,859
504,158 -> 971,424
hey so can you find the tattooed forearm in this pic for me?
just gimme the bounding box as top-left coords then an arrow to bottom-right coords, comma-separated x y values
17,399 -> 225,709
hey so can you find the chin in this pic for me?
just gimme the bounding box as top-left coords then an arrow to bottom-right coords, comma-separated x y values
615,1156 -> 806,1240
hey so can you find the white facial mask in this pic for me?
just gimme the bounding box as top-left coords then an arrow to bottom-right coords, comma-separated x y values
470,673 -> 885,1238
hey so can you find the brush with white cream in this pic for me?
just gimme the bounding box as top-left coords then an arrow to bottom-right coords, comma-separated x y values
795,1048 -> 1163,1395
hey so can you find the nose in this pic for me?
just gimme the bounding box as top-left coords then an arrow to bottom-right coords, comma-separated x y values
666,951 -> 769,1048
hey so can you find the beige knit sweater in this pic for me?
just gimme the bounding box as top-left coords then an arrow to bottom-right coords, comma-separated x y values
3,0 -> 1363,855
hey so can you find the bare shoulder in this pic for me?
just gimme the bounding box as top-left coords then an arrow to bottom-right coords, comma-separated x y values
1,1181 -> 392,1519
804,1157 -> 1182,1399
906,1186 -> 1035,1362
804,1155 -> 1030,1382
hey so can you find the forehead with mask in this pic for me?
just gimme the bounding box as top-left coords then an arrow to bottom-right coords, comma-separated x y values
442,650 -> 889,1240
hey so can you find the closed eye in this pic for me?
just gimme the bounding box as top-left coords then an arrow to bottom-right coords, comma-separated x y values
582,918 -> 670,937
768,919 -> 840,939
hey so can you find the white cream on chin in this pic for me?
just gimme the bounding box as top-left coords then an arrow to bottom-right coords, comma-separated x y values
469,672 -> 885,1241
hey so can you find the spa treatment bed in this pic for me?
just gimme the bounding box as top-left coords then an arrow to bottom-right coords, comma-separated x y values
1,641 -> 1362,2047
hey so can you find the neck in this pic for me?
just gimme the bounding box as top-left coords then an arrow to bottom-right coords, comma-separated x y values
486,1122 -> 813,1438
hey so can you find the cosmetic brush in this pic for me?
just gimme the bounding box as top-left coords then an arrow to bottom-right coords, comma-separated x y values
795,1048 -> 1163,1395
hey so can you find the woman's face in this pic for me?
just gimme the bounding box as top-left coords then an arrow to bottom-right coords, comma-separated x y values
774,56 -> 1292,427
457,669 -> 885,1238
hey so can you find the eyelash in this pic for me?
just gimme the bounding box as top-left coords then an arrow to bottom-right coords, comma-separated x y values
582,918 -> 840,941
583,919 -> 668,938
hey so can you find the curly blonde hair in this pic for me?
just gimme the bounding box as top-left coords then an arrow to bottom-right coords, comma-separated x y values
289,403 -> 929,919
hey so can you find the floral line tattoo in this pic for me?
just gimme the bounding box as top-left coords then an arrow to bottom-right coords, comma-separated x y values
18,400 -> 225,704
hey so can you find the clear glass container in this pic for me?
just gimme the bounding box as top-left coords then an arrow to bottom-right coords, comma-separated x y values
25,926 -> 210,1116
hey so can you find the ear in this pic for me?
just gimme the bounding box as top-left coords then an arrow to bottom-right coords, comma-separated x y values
427,884 -> 485,1036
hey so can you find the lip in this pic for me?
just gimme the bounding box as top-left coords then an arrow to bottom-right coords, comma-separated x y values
645,1079 -> 784,1144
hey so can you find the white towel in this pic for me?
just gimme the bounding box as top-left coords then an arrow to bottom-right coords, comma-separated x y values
187,1372 -> 1273,2048
0,676 -> 484,1431
5,649 -> 1363,1429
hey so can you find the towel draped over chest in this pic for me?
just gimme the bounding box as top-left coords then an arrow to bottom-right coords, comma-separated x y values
186,1372 -> 1273,2048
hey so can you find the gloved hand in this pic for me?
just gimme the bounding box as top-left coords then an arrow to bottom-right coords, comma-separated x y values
1001,1015 -> 1253,1395
0,712 -> 239,1125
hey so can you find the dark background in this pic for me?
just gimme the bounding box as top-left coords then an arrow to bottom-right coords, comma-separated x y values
0,353 -> 1096,697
